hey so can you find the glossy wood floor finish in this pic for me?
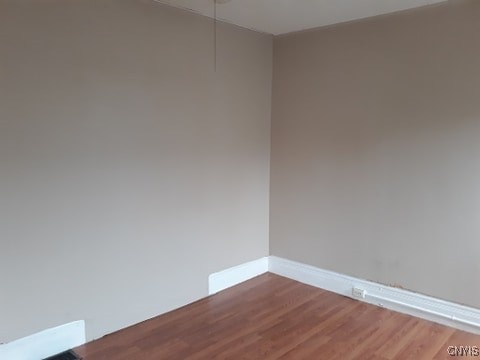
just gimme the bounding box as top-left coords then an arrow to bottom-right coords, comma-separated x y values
75,273 -> 480,359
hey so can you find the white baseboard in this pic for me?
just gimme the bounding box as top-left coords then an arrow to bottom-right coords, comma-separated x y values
269,256 -> 480,335
208,257 -> 269,295
0,320 -> 86,360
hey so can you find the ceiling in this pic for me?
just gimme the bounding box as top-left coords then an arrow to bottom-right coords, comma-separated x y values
154,0 -> 445,35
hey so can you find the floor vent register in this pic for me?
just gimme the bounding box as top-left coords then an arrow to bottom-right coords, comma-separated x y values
43,350 -> 81,360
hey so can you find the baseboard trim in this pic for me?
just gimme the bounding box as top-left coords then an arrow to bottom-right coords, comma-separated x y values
208,257 -> 269,295
269,256 -> 480,335
0,320 -> 86,360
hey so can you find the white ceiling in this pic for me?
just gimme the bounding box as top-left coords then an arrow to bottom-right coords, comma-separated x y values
154,0 -> 445,35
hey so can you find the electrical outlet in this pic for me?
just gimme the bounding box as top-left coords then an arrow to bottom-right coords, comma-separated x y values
352,287 -> 366,299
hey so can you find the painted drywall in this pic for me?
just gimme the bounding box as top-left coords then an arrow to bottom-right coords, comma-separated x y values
270,0 -> 480,308
0,0 -> 271,343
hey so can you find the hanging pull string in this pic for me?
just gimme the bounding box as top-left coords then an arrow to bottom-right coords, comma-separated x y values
214,0 -> 217,71
213,0 -> 231,72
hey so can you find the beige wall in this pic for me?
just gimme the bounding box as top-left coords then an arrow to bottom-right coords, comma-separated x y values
0,0 -> 272,342
271,0 -> 480,308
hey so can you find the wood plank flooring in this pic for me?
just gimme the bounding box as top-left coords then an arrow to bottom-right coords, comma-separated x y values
75,273 -> 480,359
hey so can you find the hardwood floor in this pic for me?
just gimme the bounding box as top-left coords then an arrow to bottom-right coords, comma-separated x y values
75,273 -> 480,359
